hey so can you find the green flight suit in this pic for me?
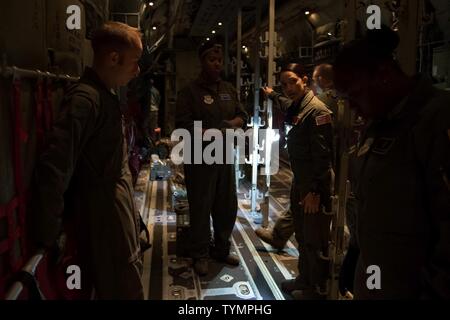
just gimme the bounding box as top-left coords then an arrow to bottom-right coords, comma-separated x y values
175,74 -> 247,259
33,68 -> 144,300
352,77 -> 450,299
285,90 -> 334,295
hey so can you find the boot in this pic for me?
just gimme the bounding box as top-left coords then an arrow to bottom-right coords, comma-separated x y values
280,279 -> 309,294
255,228 -> 286,250
210,251 -> 240,266
291,289 -> 326,300
193,258 -> 209,276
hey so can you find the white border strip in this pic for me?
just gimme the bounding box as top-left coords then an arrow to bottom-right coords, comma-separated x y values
229,237 -> 263,300
233,218 -> 286,300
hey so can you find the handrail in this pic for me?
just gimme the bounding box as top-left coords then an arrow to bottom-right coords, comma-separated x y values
4,282 -> 24,300
0,65 -> 79,82
4,250 -> 46,300
21,251 -> 45,276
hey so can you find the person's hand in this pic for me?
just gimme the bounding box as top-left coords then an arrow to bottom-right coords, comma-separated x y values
262,86 -> 274,97
300,192 -> 320,214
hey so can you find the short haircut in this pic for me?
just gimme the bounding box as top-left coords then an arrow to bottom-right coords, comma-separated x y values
280,63 -> 308,78
335,25 -> 399,69
91,21 -> 142,58
198,42 -> 223,60
315,64 -> 334,82
333,25 -> 400,91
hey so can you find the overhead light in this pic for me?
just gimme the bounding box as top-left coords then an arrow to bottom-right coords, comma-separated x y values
152,26 -> 157,30
328,32 -> 332,36
242,45 -> 246,49
304,10 -> 310,15
218,22 -> 222,26
206,37 -> 210,41
212,30 -> 216,34
149,1 -> 154,6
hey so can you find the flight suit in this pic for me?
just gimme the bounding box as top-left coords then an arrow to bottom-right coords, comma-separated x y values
267,89 -> 292,112
286,90 -> 334,296
266,90 -> 336,258
353,77 -> 450,299
317,89 -> 338,115
175,75 -> 247,259
33,67 -> 144,300
266,90 -> 296,244
317,88 -> 340,175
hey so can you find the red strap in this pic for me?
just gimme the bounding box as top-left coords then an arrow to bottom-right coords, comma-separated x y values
12,80 -> 27,194
5,79 -> 27,269
0,196 -> 20,256
0,79 -> 30,297
44,80 -> 54,131
0,228 -> 23,256
0,238 -> 11,255
34,80 -> 45,149
0,197 -> 18,219
12,79 -> 27,247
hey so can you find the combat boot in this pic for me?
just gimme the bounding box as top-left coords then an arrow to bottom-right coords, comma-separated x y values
210,251 -> 240,266
291,289 -> 326,300
255,228 -> 285,250
193,258 -> 209,276
280,279 -> 309,294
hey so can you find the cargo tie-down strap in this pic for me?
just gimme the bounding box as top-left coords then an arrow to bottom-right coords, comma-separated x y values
34,79 -> 45,149
33,77 -> 54,149
0,79 -> 29,296
43,80 -> 53,132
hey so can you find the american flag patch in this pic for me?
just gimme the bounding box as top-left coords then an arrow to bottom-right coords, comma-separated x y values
315,114 -> 332,126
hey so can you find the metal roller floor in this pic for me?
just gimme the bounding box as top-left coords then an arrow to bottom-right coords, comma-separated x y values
134,162 -> 299,300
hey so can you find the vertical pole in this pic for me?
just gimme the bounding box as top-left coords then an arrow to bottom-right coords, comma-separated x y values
236,7 -> 242,97
267,0 -> 275,88
328,0 -> 357,300
164,0 -> 175,136
262,0 -> 275,227
344,0 -> 357,44
227,15 -> 241,202
234,6 -> 243,194
250,1 -> 262,221
224,22 -> 229,79
397,0 -> 422,76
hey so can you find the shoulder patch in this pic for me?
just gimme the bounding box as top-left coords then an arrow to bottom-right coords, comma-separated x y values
315,113 -> 332,126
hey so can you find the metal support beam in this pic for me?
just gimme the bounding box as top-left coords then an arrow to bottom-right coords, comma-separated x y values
397,0 -> 423,76
164,0 -> 177,136
327,0 -> 358,301
267,0 -> 275,88
262,0 -> 276,227
249,1 -> 263,221
234,6 -> 244,193
224,22 -> 229,79
0,66 -> 79,82
236,7 -> 242,96
344,0 -> 357,44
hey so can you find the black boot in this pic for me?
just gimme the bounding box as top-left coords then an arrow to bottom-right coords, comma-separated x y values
281,278 -> 309,294
210,251 -> 240,266
193,258 -> 209,276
